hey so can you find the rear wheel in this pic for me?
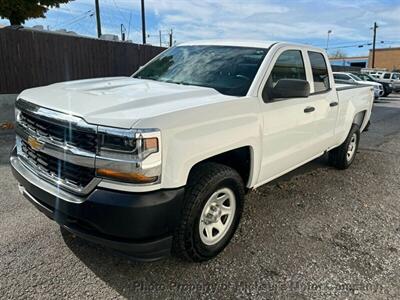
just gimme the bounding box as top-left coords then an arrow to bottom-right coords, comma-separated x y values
329,124 -> 360,169
172,162 -> 244,262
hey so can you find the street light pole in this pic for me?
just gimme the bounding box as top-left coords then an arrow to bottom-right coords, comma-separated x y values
141,0 -> 146,44
326,30 -> 332,52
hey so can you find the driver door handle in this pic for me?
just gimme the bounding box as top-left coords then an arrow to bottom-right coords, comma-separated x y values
304,106 -> 315,113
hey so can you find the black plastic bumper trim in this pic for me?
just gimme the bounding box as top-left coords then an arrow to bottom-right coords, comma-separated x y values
11,148 -> 185,260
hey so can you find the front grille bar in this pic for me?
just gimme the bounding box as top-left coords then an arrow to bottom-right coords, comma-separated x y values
17,139 -> 101,195
16,122 -> 95,169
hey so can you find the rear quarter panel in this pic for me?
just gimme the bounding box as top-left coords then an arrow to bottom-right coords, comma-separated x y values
335,85 -> 374,146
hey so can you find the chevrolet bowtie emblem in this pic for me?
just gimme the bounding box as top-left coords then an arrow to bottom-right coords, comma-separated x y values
27,136 -> 44,151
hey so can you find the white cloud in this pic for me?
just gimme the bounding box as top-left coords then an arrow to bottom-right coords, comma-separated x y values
1,0 -> 399,55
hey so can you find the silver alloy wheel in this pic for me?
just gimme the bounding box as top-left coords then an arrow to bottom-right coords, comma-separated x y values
199,187 -> 236,246
347,133 -> 357,162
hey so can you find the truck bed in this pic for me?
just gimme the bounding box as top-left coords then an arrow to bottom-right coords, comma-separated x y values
335,83 -> 374,135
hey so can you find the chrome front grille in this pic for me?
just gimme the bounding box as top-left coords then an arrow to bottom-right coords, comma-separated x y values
21,140 -> 95,187
15,99 -> 100,195
19,109 -> 97,152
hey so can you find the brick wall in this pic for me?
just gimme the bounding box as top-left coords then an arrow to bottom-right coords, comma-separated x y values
368,48 -> 400,71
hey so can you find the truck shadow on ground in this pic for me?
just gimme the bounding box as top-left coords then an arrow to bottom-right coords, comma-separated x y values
0,133 -> 15,165
60,155 -> 332,298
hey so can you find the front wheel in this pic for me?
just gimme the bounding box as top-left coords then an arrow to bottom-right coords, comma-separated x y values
328,124 -> 360,169
172,162 -> 244,262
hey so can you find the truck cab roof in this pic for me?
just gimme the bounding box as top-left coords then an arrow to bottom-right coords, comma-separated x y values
178,40 -> 324,52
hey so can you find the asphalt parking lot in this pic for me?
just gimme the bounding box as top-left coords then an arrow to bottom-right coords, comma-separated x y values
1,94 -> 400,299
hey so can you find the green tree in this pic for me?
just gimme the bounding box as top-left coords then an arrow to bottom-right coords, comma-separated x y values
0,0 -> 72,26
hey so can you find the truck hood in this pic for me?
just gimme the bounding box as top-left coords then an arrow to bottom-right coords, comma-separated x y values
18,77 -> 229,128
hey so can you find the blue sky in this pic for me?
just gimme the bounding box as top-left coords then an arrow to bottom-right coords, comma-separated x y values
1,0 -> 399,56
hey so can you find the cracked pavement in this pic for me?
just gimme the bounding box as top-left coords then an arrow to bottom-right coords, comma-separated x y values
1,94 -> 400,299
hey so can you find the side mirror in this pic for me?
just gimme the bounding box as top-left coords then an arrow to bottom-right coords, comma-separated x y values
269,79 -> 310,100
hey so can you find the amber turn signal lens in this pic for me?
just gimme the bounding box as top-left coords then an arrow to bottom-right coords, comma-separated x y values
143,137 -> 158,151
97,169 -> 157,183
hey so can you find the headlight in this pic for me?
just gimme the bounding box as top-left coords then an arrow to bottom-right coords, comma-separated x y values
96,127 -> 161,184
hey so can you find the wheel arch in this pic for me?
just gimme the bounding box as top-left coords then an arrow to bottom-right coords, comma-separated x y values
352,109 -> 368,131
186,146 -> 255,190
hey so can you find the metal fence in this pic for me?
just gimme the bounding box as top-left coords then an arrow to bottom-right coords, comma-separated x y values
0,27 -> 165,94
331,65 -> 362,72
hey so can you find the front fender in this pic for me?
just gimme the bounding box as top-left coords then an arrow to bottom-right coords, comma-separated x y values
137,97 -> 262,189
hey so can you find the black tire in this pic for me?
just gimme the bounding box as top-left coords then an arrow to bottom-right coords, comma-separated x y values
172,162 -> 244,262
328,124 -> 360,170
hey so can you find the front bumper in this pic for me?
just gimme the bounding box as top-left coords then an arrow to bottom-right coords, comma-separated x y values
374,89 -> 383,98
10,147 -> 185,260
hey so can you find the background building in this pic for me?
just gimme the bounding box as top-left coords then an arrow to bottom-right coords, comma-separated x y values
329,47 -> 400,71
330,56 -> 368,68
368,47 -> 400,71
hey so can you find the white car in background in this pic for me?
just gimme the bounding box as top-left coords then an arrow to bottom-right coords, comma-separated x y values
377,72 -> 400,92
333,72 -> 384,98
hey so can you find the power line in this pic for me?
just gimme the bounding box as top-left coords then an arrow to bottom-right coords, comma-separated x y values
111,0 -> 130,25
68,13 -> 95,36
54,10 -> 93,29
319,40 -> 368,47
127,11 -> 132,40
324,40 -> 398,51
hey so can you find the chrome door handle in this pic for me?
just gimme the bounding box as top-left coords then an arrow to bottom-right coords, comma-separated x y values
304,106 -> 315,113
330,102 -> 338,107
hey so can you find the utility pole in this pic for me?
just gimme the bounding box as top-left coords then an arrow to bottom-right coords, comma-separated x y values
141,0 -> 146,44
94,0 -> 102,38
372,22 -> 378,68
159,30 -> 162,47
169,29 -> 173,47
121,24 -> 126,41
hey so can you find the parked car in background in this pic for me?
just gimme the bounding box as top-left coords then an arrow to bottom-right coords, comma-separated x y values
376,72 -> 400,92
11,41 -> 374,261
333,72 -> 384,99
352,72 -> 393,97
361,69 -> 386,76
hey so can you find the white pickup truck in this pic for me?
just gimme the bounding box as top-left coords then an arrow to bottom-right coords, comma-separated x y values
11,40 -> 373,262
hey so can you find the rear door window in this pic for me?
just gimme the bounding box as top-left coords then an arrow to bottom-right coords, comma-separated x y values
308,51 -> 330,93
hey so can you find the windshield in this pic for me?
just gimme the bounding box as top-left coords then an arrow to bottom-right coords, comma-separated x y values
356,73 -> 373,81
349,74 -> 362,81
133,45 -> 268,96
